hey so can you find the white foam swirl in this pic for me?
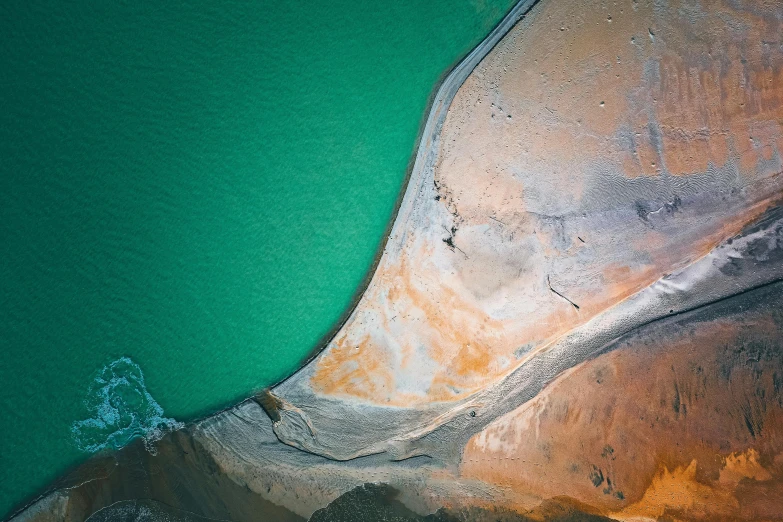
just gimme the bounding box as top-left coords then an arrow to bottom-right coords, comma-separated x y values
71,357 -> 182,455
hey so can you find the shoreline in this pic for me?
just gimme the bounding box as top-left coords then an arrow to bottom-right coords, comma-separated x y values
10,0 -> 783,518
270,0 -> 541,393
2,1 -> 539,519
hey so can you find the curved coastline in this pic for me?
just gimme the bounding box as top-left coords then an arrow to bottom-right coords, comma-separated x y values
9,0 -> 783,519
262,0 -> 783,463
2,1 -> 539,519
272,0 -> 542,392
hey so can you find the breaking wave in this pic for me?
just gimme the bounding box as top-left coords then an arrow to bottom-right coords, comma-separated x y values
71,357 -> 183,455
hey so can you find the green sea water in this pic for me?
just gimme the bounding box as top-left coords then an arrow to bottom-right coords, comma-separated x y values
0,0 -> 515,516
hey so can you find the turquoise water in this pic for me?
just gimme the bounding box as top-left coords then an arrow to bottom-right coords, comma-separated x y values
70,357 -> 182,455
0,0 -> 514,516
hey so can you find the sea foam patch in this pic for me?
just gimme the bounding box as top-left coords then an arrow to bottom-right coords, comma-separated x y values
71,357 -> 182,454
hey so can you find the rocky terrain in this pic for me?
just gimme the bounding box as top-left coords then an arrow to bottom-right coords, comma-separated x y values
9,0 -> 783,520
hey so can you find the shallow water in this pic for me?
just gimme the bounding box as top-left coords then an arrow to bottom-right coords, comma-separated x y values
0,0 -> 515,516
